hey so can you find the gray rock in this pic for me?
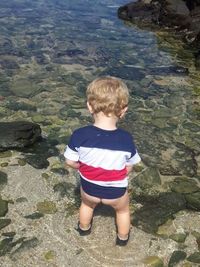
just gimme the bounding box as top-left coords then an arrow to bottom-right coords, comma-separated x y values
0,121 -> 41,151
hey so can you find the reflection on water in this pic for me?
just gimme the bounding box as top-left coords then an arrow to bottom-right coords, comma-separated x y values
0,0 -> 199,176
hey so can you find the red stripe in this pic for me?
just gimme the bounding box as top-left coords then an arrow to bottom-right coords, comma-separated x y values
79,162 -> 127,181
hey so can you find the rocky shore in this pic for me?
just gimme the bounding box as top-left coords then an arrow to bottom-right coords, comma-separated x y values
118,0 -> 200,69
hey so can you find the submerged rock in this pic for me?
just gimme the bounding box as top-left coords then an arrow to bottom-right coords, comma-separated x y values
0,121 -> 41,151
132,192 -> 186,233
0,198 -> 8,217
168,250 -> 187,267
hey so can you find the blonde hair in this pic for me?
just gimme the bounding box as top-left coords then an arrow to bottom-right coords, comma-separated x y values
86,76 -> 129,117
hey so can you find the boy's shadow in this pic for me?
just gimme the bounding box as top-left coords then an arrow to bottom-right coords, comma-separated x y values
94,203 -> 115,218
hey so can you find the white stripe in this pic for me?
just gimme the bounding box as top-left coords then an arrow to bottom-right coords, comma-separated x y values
126,152 -> 141,165
64,146 -> 79,162
80,172 -> 128,187
77,147 -> 132,170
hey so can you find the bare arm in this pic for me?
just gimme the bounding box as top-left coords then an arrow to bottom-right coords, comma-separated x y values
126,165 -> 133,175
65,159 -> 80,170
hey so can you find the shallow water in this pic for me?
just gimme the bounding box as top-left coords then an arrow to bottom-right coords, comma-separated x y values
0,0 -> 199,177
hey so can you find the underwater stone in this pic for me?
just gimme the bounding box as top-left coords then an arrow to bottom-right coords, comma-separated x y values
132,192 -> 186,233
44,250 -> 56,261
24,212 -> 44,220
132,167 -> 161,190
143,256 -> 164,267
11,237 -> 40,259
102,66 -> 145,80
6,100 -> 37,111
168,250 -> 187,267
50,168 -> 69,175
10,78 -> 42,98
18,158 -> 26,166
1,162 -> 8,167
37,200 -> 57,214
187,252 -> 200,263
0,171 -> 7,190
0,237 -> 13,257
0,198 -> 8,217
185,192 -> 200,210
169,177 -> 200,194
0,151 -> 12,158
53,182 -> 74,198
0,218 -> 11,230
169,233 -> 188,243
16,197 -> 28,203
0,121 -> 41,150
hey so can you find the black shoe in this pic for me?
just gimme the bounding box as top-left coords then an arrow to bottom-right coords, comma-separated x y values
116,234 -> 129,246
76,222 -> 91,236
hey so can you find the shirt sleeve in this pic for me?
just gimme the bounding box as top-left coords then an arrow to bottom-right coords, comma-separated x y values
126,134 -> 141,166
126,150 -> 141,165
64,132 -> 79,162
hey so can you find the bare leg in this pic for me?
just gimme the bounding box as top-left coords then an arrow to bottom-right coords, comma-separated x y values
79,187 -> 101,230
102,191 -> 130,239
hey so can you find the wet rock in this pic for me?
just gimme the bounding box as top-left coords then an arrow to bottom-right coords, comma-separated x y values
2,232 -> 16,238
51,167 -> 69,175
148,66 -> 189,76
0,151 -> 12,158
53,182 -> 74,198
37,200 -> 57,214
132,167 -> 161,190
44,250 -> 56,261
143,255 -> 164,267
102,66 -> 145,80
11,237 -> 40,259
0,237 -> 13,256
185,192 -> 200,210
0,171 -> 7,190
10,78 -> 42,98
15,197 -> 28,203
0,218 -> 11,230
187,252 -> 200,263
168,250 -> 187,267
18,158 -> 26,166
169,233 -> 188,243
0,198 -> 8,217
6,100 -> 37,111
59,107 -> 81,119
132,192 -> 186,233
169,177 -> 200,194
21,138 -> 59,169
24,212 -> 44,220
0,121 -> 41,151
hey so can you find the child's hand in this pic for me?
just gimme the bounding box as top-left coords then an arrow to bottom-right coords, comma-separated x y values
65,159 -> 80,170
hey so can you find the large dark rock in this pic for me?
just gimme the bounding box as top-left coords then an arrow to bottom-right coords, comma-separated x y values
118,0 -> 200,68
0,121 -> 41,151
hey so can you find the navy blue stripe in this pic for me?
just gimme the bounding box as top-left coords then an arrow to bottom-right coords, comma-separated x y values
80,177 -> 126,199
68,125 -> 136,155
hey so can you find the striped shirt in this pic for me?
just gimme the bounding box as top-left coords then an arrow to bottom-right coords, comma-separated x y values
64,125 -> 141,187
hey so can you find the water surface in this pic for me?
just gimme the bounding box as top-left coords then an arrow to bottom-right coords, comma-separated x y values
0,0 -> 199,177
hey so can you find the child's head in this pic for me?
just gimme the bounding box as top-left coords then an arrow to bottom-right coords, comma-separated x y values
86,76 -> 129,118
